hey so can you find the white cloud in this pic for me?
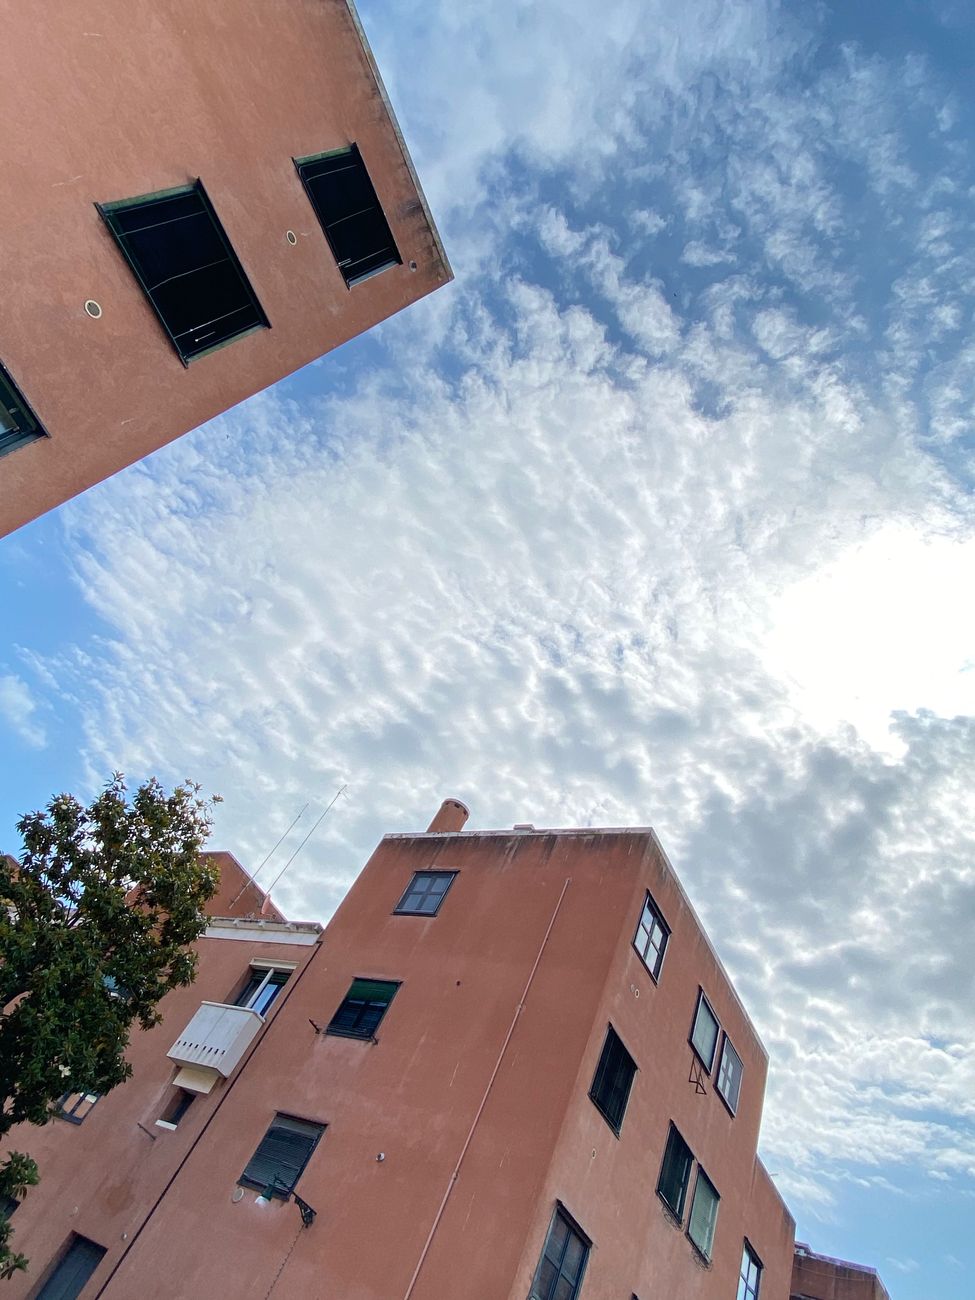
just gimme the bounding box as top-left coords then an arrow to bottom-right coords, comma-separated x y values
0,673 -> 45,749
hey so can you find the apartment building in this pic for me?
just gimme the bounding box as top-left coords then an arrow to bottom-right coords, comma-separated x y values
2,803 -> 888,1299
0,1 -> 450,537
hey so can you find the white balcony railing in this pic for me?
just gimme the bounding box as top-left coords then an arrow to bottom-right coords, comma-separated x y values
167,1002 -> 263,1078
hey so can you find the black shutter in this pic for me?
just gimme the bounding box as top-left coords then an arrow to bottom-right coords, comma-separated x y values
240,1115 -> 324,1194
296,147 -> 401,286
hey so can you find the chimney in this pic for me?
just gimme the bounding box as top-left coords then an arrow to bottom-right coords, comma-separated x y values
426,798 -> 470,833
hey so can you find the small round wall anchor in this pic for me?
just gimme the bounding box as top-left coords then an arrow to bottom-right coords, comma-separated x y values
409,260 -> 418,271
286,230 -> 298,246
84,299 -> 103,319
232,1188 -> 244,1203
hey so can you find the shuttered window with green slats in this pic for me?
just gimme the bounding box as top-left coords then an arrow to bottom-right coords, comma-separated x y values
239,1114 -> 324,1196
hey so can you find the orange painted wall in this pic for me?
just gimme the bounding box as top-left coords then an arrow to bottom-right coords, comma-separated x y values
792,1248 -> 891,1300
0,0 -> 450,536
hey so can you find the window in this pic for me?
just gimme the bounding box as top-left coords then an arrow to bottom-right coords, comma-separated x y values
295,146 -> 401,287
235,964 -> 292,1016
657,1124 -> 693,1220
57,1090 -> 100,1125
529,1205 -> 590,1300
98,182 -> 269,363
588,1025 -> 637,1134
326,978 -> 399,1040
738,1242 -> 762,1300
690,990 -> 720,1072
687,1168 -> 720,1260
395,870 -> 457,916
716,1036 -> 744,1114
36,1234 -> 106,1299
157,1089 -> 195,1129
0,359 -> 45,457
239,1114 -> 324,1197
633,891 -> 669,980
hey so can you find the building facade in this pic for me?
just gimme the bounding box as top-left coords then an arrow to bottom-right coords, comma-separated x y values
3,805 -> 888,1299
0,0 -> 450,537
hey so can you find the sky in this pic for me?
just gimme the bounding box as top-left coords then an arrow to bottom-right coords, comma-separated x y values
2,1 -> 974,1295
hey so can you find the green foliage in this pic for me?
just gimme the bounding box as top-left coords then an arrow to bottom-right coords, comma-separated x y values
0,774 -> 219,1279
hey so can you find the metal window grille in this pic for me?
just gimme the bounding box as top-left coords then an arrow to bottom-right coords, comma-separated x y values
0,360 -> 45,457
97,181 -> 269,364
295,146 -> 401,287
394,871 -> 457,916
633,891 -> 670,979
688,1168 -> 720,1260
690,990 -> 720,1071
657,1124 -> 693,1219
530,1206 -> 590,1300
326,978 -> 400,1040
589,1025 -> 637,1133
239,1114 -> 324,1195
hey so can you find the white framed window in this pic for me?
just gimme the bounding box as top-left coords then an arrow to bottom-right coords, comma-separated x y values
717,1035 -> 744,1114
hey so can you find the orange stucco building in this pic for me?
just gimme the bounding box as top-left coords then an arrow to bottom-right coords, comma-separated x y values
0,0 -> 450,537
2,804 -> 888,1299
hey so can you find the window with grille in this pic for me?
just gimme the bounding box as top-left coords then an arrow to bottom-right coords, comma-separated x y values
657,1123 -> 693,1220
395,870 -> 457,916
716,1035 -> 744,1114
295,146 -> 401,287
326,978 -> 399,1040
57,1090 -> 100,1125
98,181 -> 269,363
239,1114 -> 324,1196
0,359 -> 45,457
235,964 -> 292,1016
529,1205 -> 590,1300
737,1242 -> 762,1300
687,1168 -> 720,1260
36,1234 -> 106,1299
633,891 -> 669,980
690,989 -> 720,1072
588,1025 -> 637,1134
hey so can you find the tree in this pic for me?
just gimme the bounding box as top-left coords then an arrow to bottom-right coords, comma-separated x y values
0,775 -> 220,1279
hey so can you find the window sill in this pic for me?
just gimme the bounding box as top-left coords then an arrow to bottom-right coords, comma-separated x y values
324,1027 -> 377,1043
588,1096 -> 622,1138
655,1191 -> 684,1230
686,1235 -> 713,1268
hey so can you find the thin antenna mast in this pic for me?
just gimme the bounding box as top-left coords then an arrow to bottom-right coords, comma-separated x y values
260,785 -> 348,902
229,802 -> 309,910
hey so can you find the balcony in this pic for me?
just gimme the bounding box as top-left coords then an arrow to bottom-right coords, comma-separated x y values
167,1002 -> 263,1082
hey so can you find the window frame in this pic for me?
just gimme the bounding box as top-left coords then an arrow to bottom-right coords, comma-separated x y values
687,1166 -> 720,1262
393,870 -> 458,917
156,1088 -> 195,1130
529,1203 -> 591,1300
737,1241 -> 763,1300
233,962 -> 294,1017
294,145 -> 402,288
689,988 -> 720,1073
238,1113 -> 325,1198
0,359 -> 46,458
716,1033 -> 744,1115
97,180 -> 270,365
656,1123 -> 694,1222
588,1024 -> 638,1136
57,1089 -> 100,1125
325,977 -> 400,1041
35,1233 -> 106,1299
632,889 -> 670,981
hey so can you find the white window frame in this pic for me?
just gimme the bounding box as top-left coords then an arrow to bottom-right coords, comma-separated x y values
716,1035 -> 744,1114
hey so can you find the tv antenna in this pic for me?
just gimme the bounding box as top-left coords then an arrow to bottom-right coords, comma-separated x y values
229,802 -> 309,910
260,785 -> 349,902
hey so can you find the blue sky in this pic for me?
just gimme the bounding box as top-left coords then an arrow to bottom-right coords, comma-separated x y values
2,2 -> 975,1295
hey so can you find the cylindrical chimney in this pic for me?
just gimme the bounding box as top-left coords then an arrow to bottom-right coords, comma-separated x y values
426,798 -> 470,833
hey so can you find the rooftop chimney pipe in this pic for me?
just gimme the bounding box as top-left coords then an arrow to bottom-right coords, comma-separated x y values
426,799 -> 470,833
